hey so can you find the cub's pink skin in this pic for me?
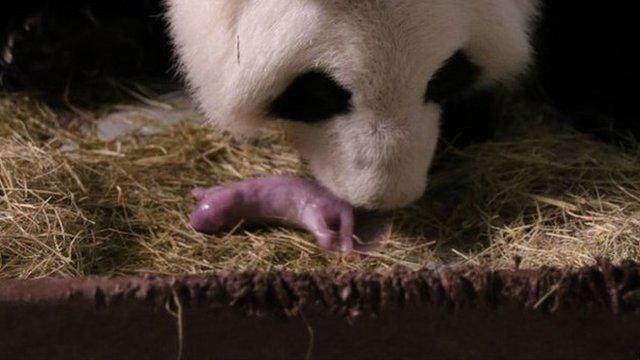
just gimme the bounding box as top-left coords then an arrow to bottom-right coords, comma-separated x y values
190,176 -> 355,252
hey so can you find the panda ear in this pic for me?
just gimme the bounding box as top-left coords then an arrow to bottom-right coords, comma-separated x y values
425,50 -> 481,104
268,70 -> 352,123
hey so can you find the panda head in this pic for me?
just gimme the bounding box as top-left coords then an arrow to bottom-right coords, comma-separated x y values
167,0 -> 536,210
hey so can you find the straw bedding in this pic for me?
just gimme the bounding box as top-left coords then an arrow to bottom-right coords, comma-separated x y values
1,93 -> 639,278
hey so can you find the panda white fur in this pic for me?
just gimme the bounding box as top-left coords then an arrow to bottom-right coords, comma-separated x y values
166,0 -> 539,211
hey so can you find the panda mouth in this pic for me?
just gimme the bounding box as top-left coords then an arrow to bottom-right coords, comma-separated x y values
352,208 -> 394,251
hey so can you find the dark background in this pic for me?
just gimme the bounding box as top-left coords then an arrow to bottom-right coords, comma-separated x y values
0,0 -> 170,91
0,1 -> 632,141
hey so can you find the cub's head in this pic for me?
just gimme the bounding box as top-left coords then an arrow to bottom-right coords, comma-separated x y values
167,0 -> 536,210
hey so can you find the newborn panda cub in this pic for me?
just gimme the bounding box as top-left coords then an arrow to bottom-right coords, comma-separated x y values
190,177 -> 355,252
168,0 -> 539,251
190,177 -> 393,252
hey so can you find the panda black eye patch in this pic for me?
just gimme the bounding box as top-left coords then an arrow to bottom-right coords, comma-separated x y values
268,70 -> 352,123
425,50 -> 481,104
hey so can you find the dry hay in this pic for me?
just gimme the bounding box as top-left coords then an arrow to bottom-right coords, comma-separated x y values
1,94 -> 639,278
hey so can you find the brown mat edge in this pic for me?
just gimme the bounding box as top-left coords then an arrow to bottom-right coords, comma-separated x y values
2,262 -> 639,317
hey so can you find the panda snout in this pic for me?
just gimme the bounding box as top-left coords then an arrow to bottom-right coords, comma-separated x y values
324,169 -> 427,211
365,181 -> 427,211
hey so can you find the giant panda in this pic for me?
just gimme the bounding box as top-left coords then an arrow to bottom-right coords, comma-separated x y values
166,0 -> 540,211
0,1 -> 626,211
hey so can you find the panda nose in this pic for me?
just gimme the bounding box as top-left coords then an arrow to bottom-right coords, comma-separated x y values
364,186 -> 424,211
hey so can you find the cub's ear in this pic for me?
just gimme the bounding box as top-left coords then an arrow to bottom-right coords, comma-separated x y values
191,186 -> 226,201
